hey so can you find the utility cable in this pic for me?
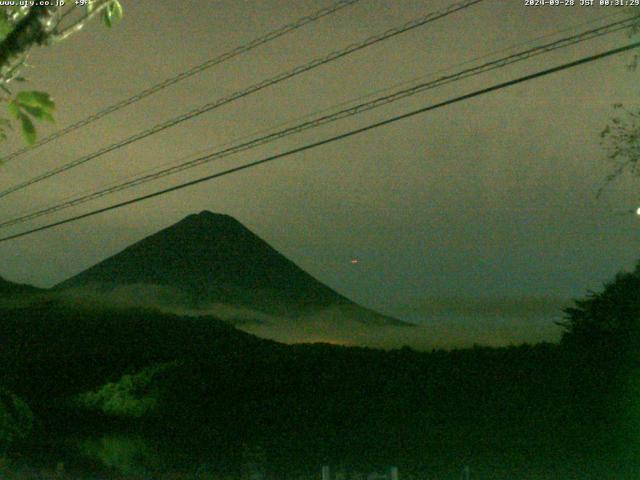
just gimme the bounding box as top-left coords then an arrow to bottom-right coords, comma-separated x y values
0,39 -> 637,243
0,0 -> 485,199
1,0 -> 363,163
0,15 -> 633,230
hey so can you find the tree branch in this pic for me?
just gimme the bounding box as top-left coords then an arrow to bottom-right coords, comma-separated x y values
51,0 -> 113,42
0,5 -> 56,73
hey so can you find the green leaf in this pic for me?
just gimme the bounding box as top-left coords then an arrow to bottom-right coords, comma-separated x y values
20,104 -> 54,123
112,1 -> 123,22
103,0 -> 123,28
18,113 -> 35,145
0,14 -> 13,43
102,9 -> 112,28
7,102 -> 20,120
16,91 -> 55,112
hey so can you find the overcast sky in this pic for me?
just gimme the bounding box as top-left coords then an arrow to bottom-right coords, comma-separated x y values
0,0 -> 639,324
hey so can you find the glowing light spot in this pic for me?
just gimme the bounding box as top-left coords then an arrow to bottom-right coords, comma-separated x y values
351,259 -> 359,264
636,207 -> 640,216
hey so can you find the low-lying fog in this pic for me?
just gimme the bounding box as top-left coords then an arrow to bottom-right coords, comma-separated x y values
54,284 -> 567,349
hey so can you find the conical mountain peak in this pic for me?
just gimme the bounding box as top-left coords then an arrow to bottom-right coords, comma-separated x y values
56,213 -> 403,324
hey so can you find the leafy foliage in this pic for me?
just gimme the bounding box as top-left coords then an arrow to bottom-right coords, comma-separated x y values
558,261 -> 640,459
103,0 -> 124,28
599,9 -> 640,188
0,390 -> 33,453
0,13 -> 13,43
559,261 -> 640,363
75,362 -> 177,418
0,296 -> 607,469
0,1 -> 123,148
600,104 -> 640,186
6,90 -> 55,145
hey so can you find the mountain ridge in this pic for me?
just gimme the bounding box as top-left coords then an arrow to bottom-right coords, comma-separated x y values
0,275 -> 41,294
56,211 -> 406,326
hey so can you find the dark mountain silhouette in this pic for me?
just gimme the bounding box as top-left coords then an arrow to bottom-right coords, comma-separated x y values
56,211 -> 404,325
0,275 -> 40,295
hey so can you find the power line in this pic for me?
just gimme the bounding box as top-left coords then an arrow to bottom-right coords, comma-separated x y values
34,9 -> 627,208
0,15 -> 633,230
1,39 -> 637,244
0,0 -> 485,200
1,0 -> 362,163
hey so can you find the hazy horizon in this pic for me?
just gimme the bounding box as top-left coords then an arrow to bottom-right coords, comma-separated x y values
24,279 -> 568,348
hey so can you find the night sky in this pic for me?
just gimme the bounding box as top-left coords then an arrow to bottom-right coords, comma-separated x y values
0,0 -> 639,339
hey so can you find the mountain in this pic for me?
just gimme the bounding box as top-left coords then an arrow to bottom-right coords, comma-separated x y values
0,275 -> 40,295
56,211 -> 404,325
